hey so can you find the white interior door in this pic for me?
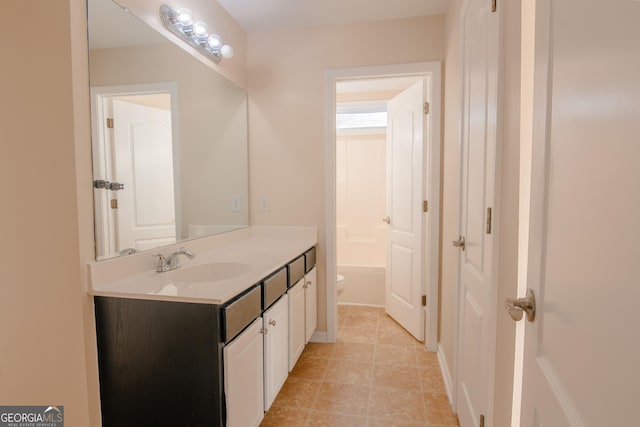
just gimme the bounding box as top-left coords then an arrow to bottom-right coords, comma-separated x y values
112,99 -> 176,251
518,0 -> 640,425
385,80 -> 426,341
455,0 -> 500,425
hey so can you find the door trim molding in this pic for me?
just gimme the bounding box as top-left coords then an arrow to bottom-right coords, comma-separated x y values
324,62 -> 442,349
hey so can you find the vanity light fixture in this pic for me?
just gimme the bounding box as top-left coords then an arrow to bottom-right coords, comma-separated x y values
159,4 -> 234,63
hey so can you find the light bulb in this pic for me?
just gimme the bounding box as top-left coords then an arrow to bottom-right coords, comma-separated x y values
220,44 -> 234,59
175,8 -> 193,27
207,34 -> 222,49
192,21 -> 208,39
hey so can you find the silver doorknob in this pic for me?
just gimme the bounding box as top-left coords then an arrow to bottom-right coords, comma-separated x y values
452,236 -> 466,251
109,182 -> 125,191
382,216 -> 391,224
505,289 -> 536,322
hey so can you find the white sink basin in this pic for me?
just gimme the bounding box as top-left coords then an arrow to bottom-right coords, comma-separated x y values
167,262 -> 251,284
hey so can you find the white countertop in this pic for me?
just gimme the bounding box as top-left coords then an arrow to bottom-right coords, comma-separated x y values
88,226 -> 317,305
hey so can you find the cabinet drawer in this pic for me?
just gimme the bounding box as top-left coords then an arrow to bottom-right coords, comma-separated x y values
262,268 -> 287,309
223,285 -> 262,343
288,256 -> 305,288
304,247 -> 316,273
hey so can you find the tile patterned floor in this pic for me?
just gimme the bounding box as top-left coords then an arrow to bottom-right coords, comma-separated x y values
261,305 -> 459,427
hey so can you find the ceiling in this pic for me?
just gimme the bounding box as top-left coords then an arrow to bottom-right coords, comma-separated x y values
216,0 -> 449,32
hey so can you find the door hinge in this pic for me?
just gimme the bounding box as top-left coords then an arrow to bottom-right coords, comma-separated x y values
423,102 -> 430,115
110,199 -> 118,209
486,207 -> 492,234
423,200 -> 428,213
106,118 -> 114,129
422,295 -> 427,306
491,0 -> 497,12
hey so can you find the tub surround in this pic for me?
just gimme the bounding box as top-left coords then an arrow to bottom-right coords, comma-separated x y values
88,226 -> 317,304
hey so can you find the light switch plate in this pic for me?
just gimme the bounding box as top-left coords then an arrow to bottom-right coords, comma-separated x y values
231,195 -> 241,212
260,196 -> 270,212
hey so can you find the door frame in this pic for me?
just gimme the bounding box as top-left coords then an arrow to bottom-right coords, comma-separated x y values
452,0 -> 505,419
324,62 -> 442,350
90,82 -> 180,258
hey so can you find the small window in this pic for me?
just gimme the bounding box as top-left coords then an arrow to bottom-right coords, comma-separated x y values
336,103 -> 387,132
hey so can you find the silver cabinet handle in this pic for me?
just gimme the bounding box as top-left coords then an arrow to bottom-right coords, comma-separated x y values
382,216 -> 391,224
505,289 -> 536,322
452,236 -> 466,251
269,319 -> 276,327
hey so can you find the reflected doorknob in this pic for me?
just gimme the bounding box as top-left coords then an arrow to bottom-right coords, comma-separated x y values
452,236 -> 466,251
382,216 -> 391,224
505,289 -> 536,322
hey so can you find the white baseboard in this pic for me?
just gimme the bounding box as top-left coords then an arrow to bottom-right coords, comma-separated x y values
310,331 -> 329,343
438,344 -> 455,408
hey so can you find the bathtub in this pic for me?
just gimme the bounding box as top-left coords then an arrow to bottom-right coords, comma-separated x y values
336,264 -> 385,307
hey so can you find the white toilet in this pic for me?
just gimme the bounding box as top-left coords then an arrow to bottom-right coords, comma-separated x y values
337,274 -> 346,295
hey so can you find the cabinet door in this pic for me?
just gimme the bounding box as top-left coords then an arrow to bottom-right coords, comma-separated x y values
263,294 -> 289,410
224,318 -> 264,427
304,267 -> 317,343
288,279 -> 306,371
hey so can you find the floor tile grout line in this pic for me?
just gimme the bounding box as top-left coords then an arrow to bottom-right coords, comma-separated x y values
303,340 -> 333,427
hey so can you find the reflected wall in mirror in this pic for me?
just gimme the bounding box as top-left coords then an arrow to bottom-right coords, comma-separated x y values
88,0 -> 249,260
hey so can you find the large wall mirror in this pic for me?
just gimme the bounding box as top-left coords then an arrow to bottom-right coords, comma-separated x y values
88,0 -> 249,260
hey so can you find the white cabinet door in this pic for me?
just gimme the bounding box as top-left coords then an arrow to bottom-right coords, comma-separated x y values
304,267 -> 317,343
223,318 -> 264,427
288,279 -> 306,371
263,295 -> 289,411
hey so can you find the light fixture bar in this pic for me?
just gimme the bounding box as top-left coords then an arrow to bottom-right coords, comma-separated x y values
159,4 -> 234,64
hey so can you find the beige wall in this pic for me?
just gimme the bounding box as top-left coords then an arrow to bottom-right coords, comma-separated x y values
247,15 -> 445,333
0,0 -> 92,425
441,0 -> 520,424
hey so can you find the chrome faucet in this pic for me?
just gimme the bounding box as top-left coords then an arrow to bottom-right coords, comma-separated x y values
152,247 -> 196,273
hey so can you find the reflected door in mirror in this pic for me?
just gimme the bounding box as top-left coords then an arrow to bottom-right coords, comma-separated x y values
94,92 -> 177,259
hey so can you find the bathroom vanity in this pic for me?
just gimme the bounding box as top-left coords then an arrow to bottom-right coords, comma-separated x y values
89,227 -> 317,427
